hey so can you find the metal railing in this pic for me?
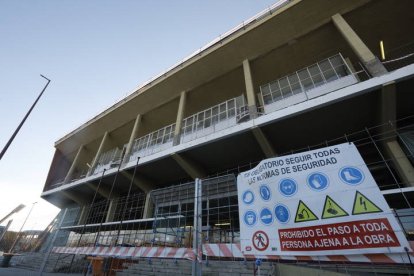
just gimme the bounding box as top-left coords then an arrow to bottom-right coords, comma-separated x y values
259,53 -> 358,113
128,123 -> 176,162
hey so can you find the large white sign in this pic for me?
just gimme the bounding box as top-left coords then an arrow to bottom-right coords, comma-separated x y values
237,143 -> 410,256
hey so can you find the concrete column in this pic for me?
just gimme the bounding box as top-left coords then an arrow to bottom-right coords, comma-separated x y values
173,91 -> 187,146
105,198 -> 118,222
379,82 -> 414,187
124,114 -> 142,161
64,145 -> 84,183
88,131 -> 109,176
77,206 -> 89,225
142,193 -> 154,219
251,127 -> 276,158
243,59 -> 258,118
332,13 -> 387,77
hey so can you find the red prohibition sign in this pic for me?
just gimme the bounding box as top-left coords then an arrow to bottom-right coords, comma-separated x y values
252,230 -> 269,251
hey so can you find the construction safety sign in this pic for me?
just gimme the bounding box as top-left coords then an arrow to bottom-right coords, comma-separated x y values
237,143 -> 410,256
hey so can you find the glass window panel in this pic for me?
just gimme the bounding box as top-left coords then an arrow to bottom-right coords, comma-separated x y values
319,60 -> 332,71
227,100 -> 235,109
322,69 -> 338,82
260,85 -> 270,95
279,77 -> 289,89
212,106 -> 219,116
205,109 -> 212,119
269,81 -> 279,93
204,117 -> 211,128
334,64 -> 348,77
308,65 -> 321,76
271,89 -> 283,101
228,108 -> 235,118
219,111 -> 226,121
263,94 -> 273,104
219,103 -> 226,113
281,86 -> 292,97
298,69 -> 310,81
311,73 -> 324,87
212,114 -> 218,124
197,113 -> 204,121
329,55 -> 343,67
301,77 -> 314,90
291,82 -> 302,95
288,74 -> 299,84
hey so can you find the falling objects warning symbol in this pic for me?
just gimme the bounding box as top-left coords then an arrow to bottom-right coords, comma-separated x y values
321,195 -> 349,219
352,191 -> 383,215
294,200 -> 318,223
252,231 -> 269,251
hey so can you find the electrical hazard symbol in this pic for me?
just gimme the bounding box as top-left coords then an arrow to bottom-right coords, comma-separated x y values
252,231 -> 269,251
321,195 -> 349,219
352,191 -> 383,215
294,200 -> 318,223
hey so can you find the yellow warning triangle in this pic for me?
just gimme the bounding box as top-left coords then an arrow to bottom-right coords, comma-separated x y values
294,200 -> 318,223
352,191 -> 383,215
321,195 -> 349,219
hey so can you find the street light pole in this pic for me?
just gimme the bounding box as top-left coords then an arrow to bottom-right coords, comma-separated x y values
0,75 -> 51,160
8,202 -> 38,254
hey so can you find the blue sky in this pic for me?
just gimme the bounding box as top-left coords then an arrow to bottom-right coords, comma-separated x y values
0,0 -> 278,230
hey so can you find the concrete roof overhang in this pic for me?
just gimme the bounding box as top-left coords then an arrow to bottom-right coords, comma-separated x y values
54,0 -> 374,156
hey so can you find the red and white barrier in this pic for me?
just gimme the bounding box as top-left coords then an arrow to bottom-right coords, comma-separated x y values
52,241 -> 414,264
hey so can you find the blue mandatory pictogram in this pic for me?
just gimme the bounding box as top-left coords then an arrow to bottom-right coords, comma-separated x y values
339,166 -> 364,185
259,185 -> 271,201
278,178 -> 298,197
242,190 -> 254,205
307,172 -> 329,191
244,210 -> 257,227
274,204 -> 290,224
260,207 -> 273,225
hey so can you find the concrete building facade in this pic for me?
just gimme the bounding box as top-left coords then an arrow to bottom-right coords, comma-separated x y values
39,0 -> 414,272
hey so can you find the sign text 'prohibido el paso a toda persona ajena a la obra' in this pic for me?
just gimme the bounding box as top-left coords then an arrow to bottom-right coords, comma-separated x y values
237,143 -> 411,256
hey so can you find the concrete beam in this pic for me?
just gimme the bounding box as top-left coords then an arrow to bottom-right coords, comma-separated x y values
120,171 -> 153,193
173,91 -> 187,146
171,153 -> 206,179
243,59 -> 258,118
124,114 -> 142,161
251,127 -> 276,158
61,190 -> 90,206
64,145 -> 84,183
88,131 -> 109,176
384,141 -> 414,187
332,13 -> 387,77
86,182 -> 119,200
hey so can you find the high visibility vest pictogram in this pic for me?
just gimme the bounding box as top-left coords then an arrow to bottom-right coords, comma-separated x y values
321,195 -> 349,219
294,200 -> 318,223
352,191 -> 383,215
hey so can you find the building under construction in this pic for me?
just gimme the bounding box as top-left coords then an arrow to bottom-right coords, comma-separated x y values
25,0 -> 414,274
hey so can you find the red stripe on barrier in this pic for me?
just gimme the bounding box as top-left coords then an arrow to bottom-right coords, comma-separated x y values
218,244 -> 233,257
296,256 -> 313,261
327,255 -> 349,262
203,244 -> 215,257
167,247 -> 178,258
365,254 -> 395,264
141,247 -> 152,257
153,247 -> 164,257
